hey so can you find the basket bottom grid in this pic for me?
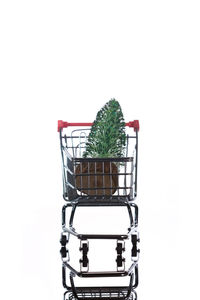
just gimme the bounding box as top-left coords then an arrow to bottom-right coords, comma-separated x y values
65,287 -> 136,300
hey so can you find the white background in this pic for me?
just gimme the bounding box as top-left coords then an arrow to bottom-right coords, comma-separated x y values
0,0 -> 200,299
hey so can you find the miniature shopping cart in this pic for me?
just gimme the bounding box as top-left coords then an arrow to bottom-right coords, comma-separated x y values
58,120 -> 140,300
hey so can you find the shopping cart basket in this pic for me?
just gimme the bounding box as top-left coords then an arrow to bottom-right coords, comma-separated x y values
58,120 -> 140,300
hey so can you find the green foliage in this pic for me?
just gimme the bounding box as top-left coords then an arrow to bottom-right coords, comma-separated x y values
83,99 -> 126,158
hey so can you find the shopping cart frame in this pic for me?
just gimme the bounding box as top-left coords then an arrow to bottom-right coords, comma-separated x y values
58,120 -> 140,300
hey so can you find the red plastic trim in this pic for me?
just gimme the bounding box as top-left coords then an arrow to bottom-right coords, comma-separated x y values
126,120 -> 140,132
58,121 -> 93,132
58,120 -> 139,132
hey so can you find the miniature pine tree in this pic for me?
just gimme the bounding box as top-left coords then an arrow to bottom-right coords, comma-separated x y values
83,99 -> 126,158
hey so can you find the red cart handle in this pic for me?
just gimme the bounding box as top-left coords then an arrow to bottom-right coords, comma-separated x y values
58,120 -> 139,132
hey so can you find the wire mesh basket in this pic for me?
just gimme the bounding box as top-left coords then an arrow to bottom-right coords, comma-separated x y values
59,122 -> 138,202
65,288 -> 137,300
63,272 -> 137,300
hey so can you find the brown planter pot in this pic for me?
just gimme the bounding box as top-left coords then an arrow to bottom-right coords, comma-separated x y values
75,161 -> 118,196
